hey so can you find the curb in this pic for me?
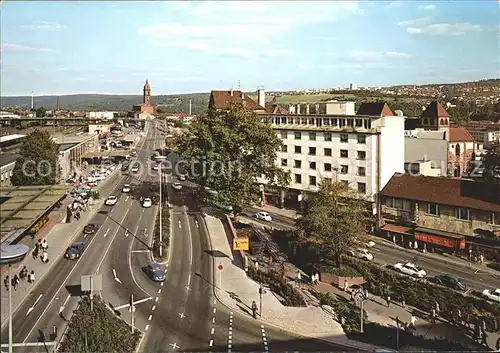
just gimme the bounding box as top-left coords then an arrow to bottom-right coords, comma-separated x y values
200,213 -> 372,352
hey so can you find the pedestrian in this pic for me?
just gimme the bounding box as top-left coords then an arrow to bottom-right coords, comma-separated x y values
28,270 -> 35,284
479,254 -> 484,264
343,279 -> 349,292
386,294 -> 391,308
414,240 -> 418,250
401,293 -> 405,308
423,243 -> 427,253
409,240 -> 413,248
35,239 -> 41,253
410,314 -> 417,329
19,266 -> 28,281
481,319 -> 487,333
41,251 -> 49,264
251,300 -> 258,319
4,276 -> 9,291
435,301 -> 440,317
493,317 -> 499,333
315,272 -> 320,285
11,274 -> 19,291
431,308 -> 437,323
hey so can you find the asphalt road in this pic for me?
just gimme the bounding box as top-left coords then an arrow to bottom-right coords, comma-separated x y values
242,207 -> 500,294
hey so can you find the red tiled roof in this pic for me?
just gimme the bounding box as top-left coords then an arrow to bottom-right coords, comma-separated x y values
381,224 -> 412,234
381,173 -> 500,212
210,90 -> 264,111
449,127 -> 475,142
421,101 -> 451,118
265,102 -> 289,114
356,102 -> 394,116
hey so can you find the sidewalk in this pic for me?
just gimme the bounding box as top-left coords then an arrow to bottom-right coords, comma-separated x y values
203,213 -> 379,351
252,204 -> 299,220
0,167 -> 121,329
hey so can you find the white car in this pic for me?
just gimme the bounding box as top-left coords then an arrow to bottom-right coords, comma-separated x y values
482,288 -> 500,303
122,184 -> 131,193
172,182 -> 182,191
131,165 -> 139,173
142,198 -> 152,208
255,212 -> 272,222
152,164 -> 159,171
105,196 -> 118,206
349,248 -> 374,261
179,174 -> 186,181
393,262 -> 427,278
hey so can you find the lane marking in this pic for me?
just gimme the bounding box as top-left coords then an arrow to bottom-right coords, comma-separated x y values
152,305 -> 156,311
125,196 -> 129,201
26,294 -> 43,316
131,250 -> 149,253
148,314 -> 153,321
179,312 -> 185,319
213,308 -> 216,314
58,294 -> 71,315
155,297 -> 159,302
195,220 -> 199,228
145,324 -> 150,331
187,273 -> 191,287
170,343 -> 179,350
103,228 -> 110,237
261,324 -> 268,351
209,339 -> 213,347
158,289 -> 162,294
212,317 -> 216,323
127,215 -> 153,298
211,328 -> 215,335
178,220 -> 181,228
160,281 -> 164,287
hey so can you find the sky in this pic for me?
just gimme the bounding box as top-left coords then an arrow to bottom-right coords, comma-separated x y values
1,1 -> 499,96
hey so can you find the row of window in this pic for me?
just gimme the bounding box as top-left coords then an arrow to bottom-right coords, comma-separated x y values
292,173 -> 367,192
281,145 -> 367,160
281,159 -> 366,175
385,197 -> 500,225
272,117 -> 372,129
280,131 -> 367,144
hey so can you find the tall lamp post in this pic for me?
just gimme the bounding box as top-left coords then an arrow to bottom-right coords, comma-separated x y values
1,243 -> 30,353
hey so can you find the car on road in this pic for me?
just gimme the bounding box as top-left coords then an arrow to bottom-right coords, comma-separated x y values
172,182 -> 182,191
83,223 -> 99,235
145,263 -> 166,282
142,197 -> 152,208
87,180 -> 98,187
433,274 -> 466,291
255,212 -> 272,222
65,242 -> 85,259
179,174 -> 187,181
482,288 -> 500,303
105,195 -> 118,206
122,184 -> 131,193
393,262 -> 427,278
152,164 -> 159,171
348,248 -> 374,261
131,165 -> 139,173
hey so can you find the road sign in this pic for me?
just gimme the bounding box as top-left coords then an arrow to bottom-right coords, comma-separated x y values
217,264 -> 223,271
233,237 -> 249,251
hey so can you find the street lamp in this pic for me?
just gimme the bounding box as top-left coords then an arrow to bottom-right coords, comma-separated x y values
1,243 -> 30,353
353,287 -> 368,333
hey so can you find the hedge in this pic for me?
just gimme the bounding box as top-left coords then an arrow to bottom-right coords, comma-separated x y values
247,267 -> 306,307
59,296 -> 141,353
152,209 -> 170,261
321,264 -> 361,277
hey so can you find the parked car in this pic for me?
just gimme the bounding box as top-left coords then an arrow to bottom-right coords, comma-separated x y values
145,263 -> 166,282
255,212 -> 272,222
172,182 -> 182,191
83,223 -> 100,235
482,288 -> 500,303
433,274 -> 466,291
142,197 -> 152,208
393,262 -> 427,278
65,242 -> 85,259
349,248 -> 374,261
105,195 -> 118,206
122,184 -> 131,193
131,165 -> 139,173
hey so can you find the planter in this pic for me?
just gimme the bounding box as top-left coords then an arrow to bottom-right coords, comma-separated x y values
328,274 -> 365,288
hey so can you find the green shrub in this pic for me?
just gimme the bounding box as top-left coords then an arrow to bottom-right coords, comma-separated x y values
320,264 -> 361,277
153,210 -> 170,261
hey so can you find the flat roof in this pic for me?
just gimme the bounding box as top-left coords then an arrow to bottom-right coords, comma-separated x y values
0,134 -> 26,143
58,143 -> 78,152
52,134 -> 97,144
0,151 -> 18,168
0,185 -> 72,242
83,150 -> 130,158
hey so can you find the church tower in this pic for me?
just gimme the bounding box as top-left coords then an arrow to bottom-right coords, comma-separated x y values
143,79 -> 151,105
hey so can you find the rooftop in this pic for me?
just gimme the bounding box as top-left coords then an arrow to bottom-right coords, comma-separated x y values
356,102 -> 395,117
210,90 -> 264,111
421,101 -> 451,118
0,151 -> 18,168
0,134 -> 26,143
449,127 -> 475,143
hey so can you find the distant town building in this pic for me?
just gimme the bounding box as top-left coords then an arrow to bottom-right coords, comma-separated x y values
209,89 -> 266,113
466,127 -> 500,149
133,79 -> 155,116
87,111 -> 115,120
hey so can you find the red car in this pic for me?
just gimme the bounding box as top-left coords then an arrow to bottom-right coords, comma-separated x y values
83,223 -> 100,235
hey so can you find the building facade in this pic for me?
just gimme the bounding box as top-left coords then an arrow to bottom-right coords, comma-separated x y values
133,80 -> 155,115
467,128 -> 500,149
404,129 -> 448,176
55,134 -> 99,180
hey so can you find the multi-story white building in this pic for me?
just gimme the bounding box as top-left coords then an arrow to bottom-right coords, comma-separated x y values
467,128 -> 500,149
87,111 -> 116,120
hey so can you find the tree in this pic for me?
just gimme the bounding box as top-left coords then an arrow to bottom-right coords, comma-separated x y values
156,107 -> 164,114
294,181 -> 368,268
173,103 -> 290,215
35,106 -> 46,117
482,140 -> 500,183
11,130 -> 59,186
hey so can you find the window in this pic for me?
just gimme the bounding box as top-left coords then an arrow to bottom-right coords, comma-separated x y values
309,147 -> 316,156
294,146 -> 301,153
281,145 -> 288,152
294,160 -> 302,168
324,148 -> 332,156
357,167 -> 366,176
355,119 -> 363,127
386,198 -> 411,211
294,131 -> 301,140
309,132 -> 316,141
357,150 -> 366,160
425,203 -> 440,216
309,176 -> 317,186
280,131 -> 287,139
281,159 -> 288,167
455,207 -> 470,221
294,174 -> 302,183
340,149 -> 348,158
490,212 -> 500,225
324,163 -> 332,172
357,135 -> 366,144
357,182 -> 366,193
340,180 -> 349,188
324,132 -> 332,142
340,134 -> 348,142
340,165 -> 348,174
309,162 -> 316,170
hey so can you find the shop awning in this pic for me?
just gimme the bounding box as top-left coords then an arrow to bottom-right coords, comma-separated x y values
381,223 -> 412,234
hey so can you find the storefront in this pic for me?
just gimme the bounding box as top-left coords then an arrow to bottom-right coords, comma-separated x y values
380,223 -> 413,244
413,227 -> 466,252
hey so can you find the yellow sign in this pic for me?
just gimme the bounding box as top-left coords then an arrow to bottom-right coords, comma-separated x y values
233,237 -> 249,251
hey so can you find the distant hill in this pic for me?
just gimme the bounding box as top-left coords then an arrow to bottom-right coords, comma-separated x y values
0,93 -> 211,114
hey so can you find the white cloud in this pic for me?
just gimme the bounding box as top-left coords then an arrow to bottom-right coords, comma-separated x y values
1,43 -> 58,53
397,17 -> 431,27
333,50 -> 410,62
407,22 -> 483,36
21,21 -> 66,31
418,4 -> 436,10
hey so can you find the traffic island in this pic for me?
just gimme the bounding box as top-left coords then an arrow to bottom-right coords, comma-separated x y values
58,296 -> 141,353
152,208 -> 170,263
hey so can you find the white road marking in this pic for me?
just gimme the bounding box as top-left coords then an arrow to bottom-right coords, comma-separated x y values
170,343 -> 179,350
179,312 -> 185,318
211,328 -> 215,335
26,294 -> 43,316
178,220 -> 181,228
195,220 -> 199,228
58,294 -> 71,315
160,281 -> 164,287
152,305 -> 156,311
213,308 -> 216,314
148,314 -> 153,321
125,196 -> 129,201
212,317 -> 216,323
157,288 -> 162,294
209,339 -> 213,347
261,325 -> 268,351
103,228 -> 110,237
131,250 -> 149,253
145,324 -> 150,331
187,273 -> 191,287
155,297 -> 159,302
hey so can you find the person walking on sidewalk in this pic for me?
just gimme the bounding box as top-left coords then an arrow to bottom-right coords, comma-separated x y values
386,294 -> 391,308
343,279 -> 349,292
41,251 -> 49,263
400,293 -> 405,308
28,270 -> 35,284
41,239 -> 48,251
11,275 -> 20,291
410,314 -> 417,330
251,300 -> 258,319
32,244 -> 39,260
4,275 -> 9,291
19,266 -> 28,282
